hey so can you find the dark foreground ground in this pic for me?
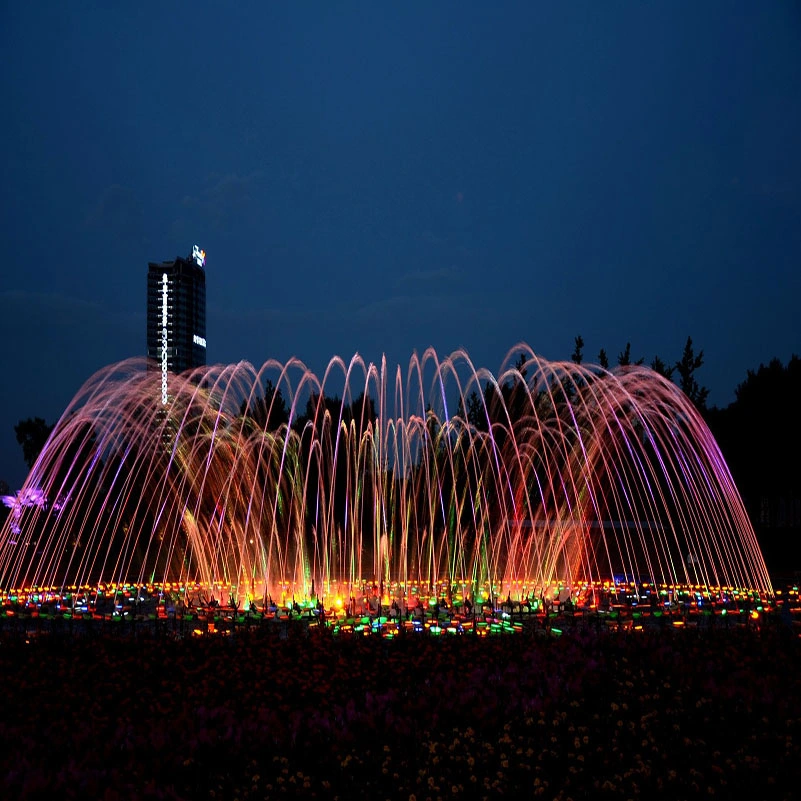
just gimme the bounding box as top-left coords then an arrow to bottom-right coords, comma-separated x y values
0,621 -> 799,801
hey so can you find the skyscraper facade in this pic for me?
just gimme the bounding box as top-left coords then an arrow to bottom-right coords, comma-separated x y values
147,246 -> 207,402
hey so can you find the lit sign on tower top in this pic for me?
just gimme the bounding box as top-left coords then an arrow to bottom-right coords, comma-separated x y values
192,245 -> 206,268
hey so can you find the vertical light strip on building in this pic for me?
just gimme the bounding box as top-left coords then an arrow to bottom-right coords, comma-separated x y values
161,273 -> 168,405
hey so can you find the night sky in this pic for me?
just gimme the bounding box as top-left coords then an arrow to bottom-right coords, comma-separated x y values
2,3 -> 800,490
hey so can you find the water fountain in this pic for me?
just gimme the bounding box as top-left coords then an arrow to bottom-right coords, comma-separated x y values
0,345 -> 772,608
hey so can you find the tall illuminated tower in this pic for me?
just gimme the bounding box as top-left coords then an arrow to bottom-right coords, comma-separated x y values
147,246 -> 207,403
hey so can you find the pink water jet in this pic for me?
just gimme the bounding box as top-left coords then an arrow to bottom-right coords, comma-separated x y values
0,346 -> 772,604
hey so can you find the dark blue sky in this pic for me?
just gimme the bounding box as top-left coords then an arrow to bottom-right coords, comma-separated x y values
2,3 -> 800,489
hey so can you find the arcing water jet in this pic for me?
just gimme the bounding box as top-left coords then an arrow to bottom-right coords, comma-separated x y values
0,346 -> 772,605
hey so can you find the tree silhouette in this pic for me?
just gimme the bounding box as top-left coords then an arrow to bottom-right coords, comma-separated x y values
455,389 -> 488,432
514,352 -> 527,379
617,342 -> 644,367
14,417 -> 55,469
650,355 -> 674,380
704,355 -> 801,573
571,335 -> 584,365
466,390 -> 486,431
598,349 -> 609,369
239,379 -> 290,431
675,336 -> 709,410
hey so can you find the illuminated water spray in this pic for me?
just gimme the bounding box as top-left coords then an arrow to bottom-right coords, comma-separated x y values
0,346 -> 772,602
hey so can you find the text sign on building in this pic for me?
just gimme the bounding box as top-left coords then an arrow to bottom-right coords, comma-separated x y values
192,245 -> 206,267
193,334 -> 206,348
161,273 -> 169,405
